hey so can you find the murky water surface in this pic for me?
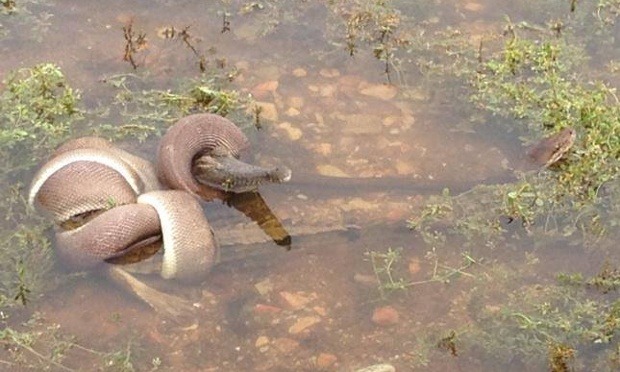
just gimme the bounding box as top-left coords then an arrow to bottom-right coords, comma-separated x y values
1,0 -> 618,371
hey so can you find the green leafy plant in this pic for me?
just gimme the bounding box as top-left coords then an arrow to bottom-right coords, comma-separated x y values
404,6 -> 620,369
94,74 -> 246,142
332,0 -> 408,82
462,268 -> 620,370
0,63 -> 82,310
366,247 -> 477,298
0,312 -> 157,371
0,63 -> 82,175
410,16 -> 620,249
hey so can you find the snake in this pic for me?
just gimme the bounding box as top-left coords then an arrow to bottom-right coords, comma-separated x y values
28,113 -> 291,282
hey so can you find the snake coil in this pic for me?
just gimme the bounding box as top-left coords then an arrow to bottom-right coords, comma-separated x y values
29,113 -> 290,282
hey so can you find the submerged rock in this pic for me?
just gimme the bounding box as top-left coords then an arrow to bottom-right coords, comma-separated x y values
355,364 -> 396,372
288,316 -> 321,334
371,306 -> 400,326
316,352 -> 338,368
359,82 -> 398,100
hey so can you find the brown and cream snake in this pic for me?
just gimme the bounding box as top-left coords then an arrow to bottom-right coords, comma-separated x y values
28,113 -> 291,282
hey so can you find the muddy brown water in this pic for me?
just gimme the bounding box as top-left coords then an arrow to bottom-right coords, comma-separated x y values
1,1 -> 617,371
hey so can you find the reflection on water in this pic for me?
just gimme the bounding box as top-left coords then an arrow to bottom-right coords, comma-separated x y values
1,0 -> 619,371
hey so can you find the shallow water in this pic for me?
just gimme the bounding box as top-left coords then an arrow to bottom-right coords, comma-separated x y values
1,0 -> 618,371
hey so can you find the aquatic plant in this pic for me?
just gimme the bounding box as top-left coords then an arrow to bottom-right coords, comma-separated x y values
95,73 -> 246,141
0,0 -> 54,41
0,63 -> 82,310
1,0 -> 16,13
366,246 -> 477,298
122,19 -> 147,70
410,10 -> 620,246
460,265 -> 620,371
328,0 -> 408,83
0,311 -> 158,370
405,6 -> 620,369
155,24 -> 212,72
0,63 -> 82,175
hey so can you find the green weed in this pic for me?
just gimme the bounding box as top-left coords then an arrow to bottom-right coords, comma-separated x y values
558,263 -> 620,294
410,14 -> 620,247
366,246 -> 477,298
0,313 -> 158,371
94,74 -> 246,142
0,63 -> 81,310
461,266 -> 620,370
399,2 -> 620,369
331,0 -> 408,83
0,0 -> 54,41
0,63 -> 82,175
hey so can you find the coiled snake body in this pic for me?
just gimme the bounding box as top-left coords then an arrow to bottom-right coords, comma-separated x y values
29,113 -> 291,282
